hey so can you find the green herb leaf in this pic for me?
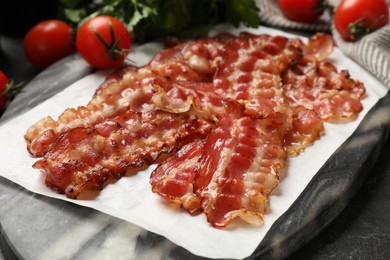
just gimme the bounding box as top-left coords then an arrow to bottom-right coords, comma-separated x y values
224,0 -> 260,27
57,0 -> 261,43
64,8 -> 86,23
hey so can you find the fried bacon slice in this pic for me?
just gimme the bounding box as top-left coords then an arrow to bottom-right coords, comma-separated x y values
151,113 -> 286,228
150,37 -> 225,79
281,57 -> 366,155
284,107 -> 325,155
196,116 -> 286,228
25,66 -> 159,156
282,58 -> 366,122
150,139 -> 205,214
213,33 -> 301,118
33,109 -> 214,198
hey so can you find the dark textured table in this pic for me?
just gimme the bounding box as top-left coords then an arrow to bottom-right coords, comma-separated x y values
1,31 -> 389,260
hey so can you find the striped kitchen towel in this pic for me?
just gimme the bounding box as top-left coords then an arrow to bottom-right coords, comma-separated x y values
256,0 -> 331,32
256,0 -> 390,90
332,24 -> 390,89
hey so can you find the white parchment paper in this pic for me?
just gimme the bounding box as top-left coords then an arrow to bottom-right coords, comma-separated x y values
0,26 -> 387,259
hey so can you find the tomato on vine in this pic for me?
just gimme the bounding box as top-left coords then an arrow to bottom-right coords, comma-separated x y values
334,0 -> 389,41
75,16 -> 132,69
0,72 -> 8,111
278,0 -> 327,23
0,71 -> 23,111
24,20 -> 75,69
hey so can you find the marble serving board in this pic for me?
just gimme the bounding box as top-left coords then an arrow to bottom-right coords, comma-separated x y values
1,28 -> 390,259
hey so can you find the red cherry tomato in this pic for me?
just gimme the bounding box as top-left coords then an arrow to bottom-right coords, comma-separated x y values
334,0 -> 389,41
75,16 -> 132,69
278,0 -> 326,23
0,71 -> 8,110
0,71 -> 23,111
24,20 -> 75,69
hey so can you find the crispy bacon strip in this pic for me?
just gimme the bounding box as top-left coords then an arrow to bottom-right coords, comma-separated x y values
284,107 -> 325,155
150,139 -> 204,214
283,58 -> 366,121
213,33 -> 301,118
33,109 -> 214,198
302,33 -> 334,62
25,66 -> 159,156
151,113 -> 286,228
152,80 -> 227,121
150,37 -> 224,79
195,116 -> 286,228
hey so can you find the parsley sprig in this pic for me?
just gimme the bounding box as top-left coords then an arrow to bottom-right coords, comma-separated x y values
58,0 -> 261,43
